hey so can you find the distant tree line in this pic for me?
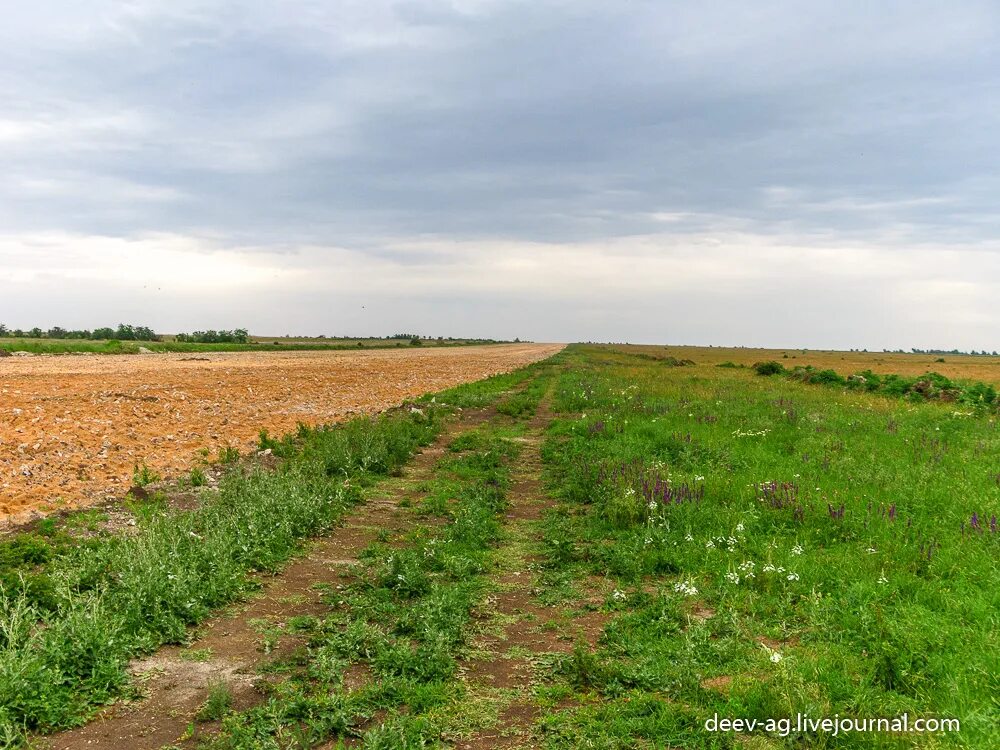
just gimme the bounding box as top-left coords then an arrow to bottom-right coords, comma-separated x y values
909,348 -> 999,356
865,348 -> 1000,356
174,329 -> 250,344
0,323 -> 159,341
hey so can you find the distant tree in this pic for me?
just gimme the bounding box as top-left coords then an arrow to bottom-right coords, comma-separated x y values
0,324 -> 8,337
28,327 -> 42,339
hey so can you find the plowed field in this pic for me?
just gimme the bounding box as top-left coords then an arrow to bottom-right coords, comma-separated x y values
0,344 -> 561,523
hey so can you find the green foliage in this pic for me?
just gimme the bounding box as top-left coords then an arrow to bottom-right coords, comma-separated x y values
752,360 -> 785,376
196,680 -> 233,722
174,329 -> 250,344
189,467 -> 207,487
131,462 -> 161,487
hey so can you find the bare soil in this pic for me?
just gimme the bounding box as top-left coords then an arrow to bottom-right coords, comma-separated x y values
0,344 -> 561,523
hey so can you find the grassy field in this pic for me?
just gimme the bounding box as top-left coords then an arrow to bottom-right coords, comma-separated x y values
616,343 -> 1000,384
0,336 -> 511,356
534,346 -> 998,748
3,344 -> 997,748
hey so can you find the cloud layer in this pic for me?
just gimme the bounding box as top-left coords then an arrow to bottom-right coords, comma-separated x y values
3,1 -> 999,347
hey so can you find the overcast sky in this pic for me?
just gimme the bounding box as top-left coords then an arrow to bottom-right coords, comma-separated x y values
2,1 -> 999,348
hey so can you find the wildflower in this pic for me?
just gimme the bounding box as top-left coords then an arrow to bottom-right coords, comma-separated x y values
695,475 -> 705,482
647,500 -> 658,511
612,589 -> 627,602
685,532 -> 694,542
735,522 -> 745,533
644,537 -> 653,546
726,571 -> 740,584
770,651 -> 783,663
866,547 -> 877,554
877,573 -> 888,585
787,572 -> 800,581
673,580 -> 699,596
705,539 -> 715,549
791,544 -> 803,556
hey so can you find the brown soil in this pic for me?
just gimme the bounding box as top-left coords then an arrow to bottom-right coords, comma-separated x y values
40,406 -> 497,750
0,344 -> 561,524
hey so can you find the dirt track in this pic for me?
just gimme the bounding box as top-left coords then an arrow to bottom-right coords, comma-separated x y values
0,344 -> 562,523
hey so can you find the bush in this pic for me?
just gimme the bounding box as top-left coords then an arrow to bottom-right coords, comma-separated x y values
810,369 -> 846,386
753,361 -> 785,376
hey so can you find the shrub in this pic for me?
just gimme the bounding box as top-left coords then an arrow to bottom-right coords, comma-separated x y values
753,361 -> 785,376
809,369 -> 846,386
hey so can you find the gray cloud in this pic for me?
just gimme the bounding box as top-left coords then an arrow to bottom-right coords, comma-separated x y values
2,1 -> 1000,347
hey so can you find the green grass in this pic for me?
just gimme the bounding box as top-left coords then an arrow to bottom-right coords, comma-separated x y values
533,345 -> 998,748
196,680 -> 233,722
198,421 -> 522,748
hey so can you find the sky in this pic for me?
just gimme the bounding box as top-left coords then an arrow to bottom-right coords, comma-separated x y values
2,1 -> 1000,349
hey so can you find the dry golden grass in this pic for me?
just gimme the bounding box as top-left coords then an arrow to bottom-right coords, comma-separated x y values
613,344 -> 1000,383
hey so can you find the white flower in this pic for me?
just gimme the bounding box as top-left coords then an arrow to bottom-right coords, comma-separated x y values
877,573 -> 888,585
694,475 -> 705,482
705,540 -> 715,549
727,536 -> 738,547
673,580 -> 699,596
866,547 -> 878,554
791,544 -> 803,556
644,537 -> 653,546
726,571 -> 740,584
770,651 -> 783,663
612,589 -> 627,602
685,533 -> 694,542
735,522 -> 745,533
786,573 -> 800,581
647,500 -> 658,511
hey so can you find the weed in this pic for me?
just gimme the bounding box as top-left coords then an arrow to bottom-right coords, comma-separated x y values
131,462 -> 161,487
195,680 -> 232,721
189,467 -> 207,487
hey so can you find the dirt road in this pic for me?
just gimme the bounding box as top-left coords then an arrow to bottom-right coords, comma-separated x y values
0,344 -> 562,523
